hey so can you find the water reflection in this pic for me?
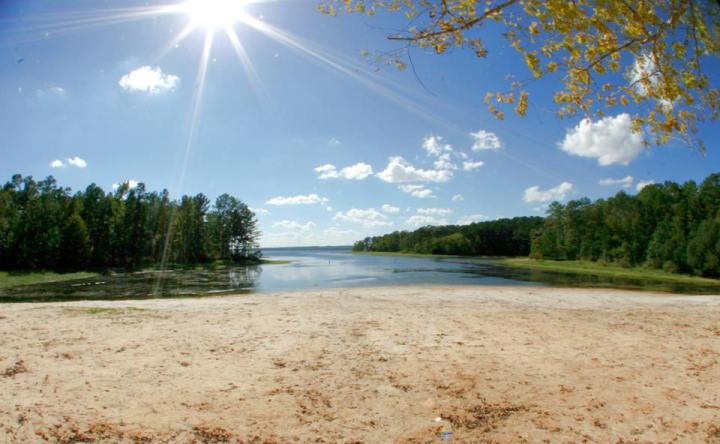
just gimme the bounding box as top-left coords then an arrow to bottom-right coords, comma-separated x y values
0,265 -> 262,302
1,247 -> 718,302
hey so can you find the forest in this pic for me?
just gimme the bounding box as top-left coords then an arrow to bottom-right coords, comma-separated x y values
354,173 -> 720,277
531,173 -> 720,277
352,217 -> 544,256
0,174 -> 260,271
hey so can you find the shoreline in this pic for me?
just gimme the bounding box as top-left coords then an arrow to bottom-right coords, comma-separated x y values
352,251 -> 720,287
1,285 -> 719,442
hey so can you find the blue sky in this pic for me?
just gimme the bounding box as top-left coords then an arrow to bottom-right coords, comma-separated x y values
1,0 -> 718,247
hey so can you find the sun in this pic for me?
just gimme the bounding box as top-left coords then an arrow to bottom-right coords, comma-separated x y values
182,0 -> 246,30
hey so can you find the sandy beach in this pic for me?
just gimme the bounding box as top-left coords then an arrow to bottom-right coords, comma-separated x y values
1,285 -> 719,443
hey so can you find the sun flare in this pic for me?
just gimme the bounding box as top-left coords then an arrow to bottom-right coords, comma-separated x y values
182,0 -> 246,30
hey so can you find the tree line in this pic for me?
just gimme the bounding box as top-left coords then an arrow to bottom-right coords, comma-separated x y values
0,174 -> 261,271
531,173 -> 720,277
354,173 -> 720,278
353,217 -> 544,256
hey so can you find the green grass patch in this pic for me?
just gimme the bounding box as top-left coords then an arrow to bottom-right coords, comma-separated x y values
259,259 -> 291,265
0,271 -> 100,289
499,258 -> 720,286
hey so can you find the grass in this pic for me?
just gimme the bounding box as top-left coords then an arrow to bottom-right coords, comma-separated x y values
0,259 -> 288,291
0,270 -> 100,289
499,258 -> 720,286
259,259 -> 292,265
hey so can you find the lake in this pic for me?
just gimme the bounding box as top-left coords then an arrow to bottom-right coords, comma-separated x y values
1,247 -> 718,302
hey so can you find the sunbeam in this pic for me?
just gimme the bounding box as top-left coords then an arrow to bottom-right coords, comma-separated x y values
236,12 -> 455,129
224,26 -> 264,97
155,22 -> 196,61
156,29 -> 215,282
1,5 -> 179,44
1,0 -> 563,184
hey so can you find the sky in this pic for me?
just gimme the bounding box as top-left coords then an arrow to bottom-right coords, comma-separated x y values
1,0 -> 718,247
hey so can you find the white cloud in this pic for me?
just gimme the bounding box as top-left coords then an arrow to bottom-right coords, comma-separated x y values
457,214 -> 488,225
599,176 -> 634,189
328,137 -> 341,146
399,184 -> 435,199
314,164 -> 336,178
470,130 -> 502,151
406,215 -> 447,227
630,53 -> 660,98
67,156 -> 87,168
273,220 -> 316,232
263,220 -> 319,247
559,114 -> 644,166
118,66 -> 179,95
422,136 -> 459,171
50,157 -> 87,168
636,180 -> 655,192
333,208 -> 392,227
422,135 -> 453,156
463,160 -> 484,171
315,162 -> 373,180
112,179 -> 139,190
434,154 -> 457,171
262,224 -> 362,248
381,204 -> 400,213
377,156 -> 452,183
523,182 -> 573,203
630,54 -> 673,110
417,207 -> 452,216
451,194 -> 464,202
250,207 -> 270,215
339,162 -> 372,180
266,194 -> 328,206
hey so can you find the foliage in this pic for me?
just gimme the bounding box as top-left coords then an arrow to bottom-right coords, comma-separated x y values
0,271 -> 99,289
320,0 -> 720,150
357,173 -> 720,278
530,172 -> 720,277
0,174 -> 261,271
352,216 -> 543,256
500,258 -> 720,285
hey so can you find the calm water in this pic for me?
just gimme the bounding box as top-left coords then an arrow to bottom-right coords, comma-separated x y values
1,247 -> 718,302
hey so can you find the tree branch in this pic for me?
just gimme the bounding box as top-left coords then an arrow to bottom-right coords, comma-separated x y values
388,0 -> 518,42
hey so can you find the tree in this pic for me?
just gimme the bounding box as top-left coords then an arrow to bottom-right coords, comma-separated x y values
59,213 -> 91,270
0,190 -> 15,269
121,184 -> 149,268
0,174 -> 260,271
687,217 -> 720,276
81,184 -> 114,266
321,0 -> 720,150
353,216 -> 543,256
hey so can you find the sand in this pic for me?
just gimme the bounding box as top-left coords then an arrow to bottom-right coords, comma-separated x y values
1,285 -> 719,443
